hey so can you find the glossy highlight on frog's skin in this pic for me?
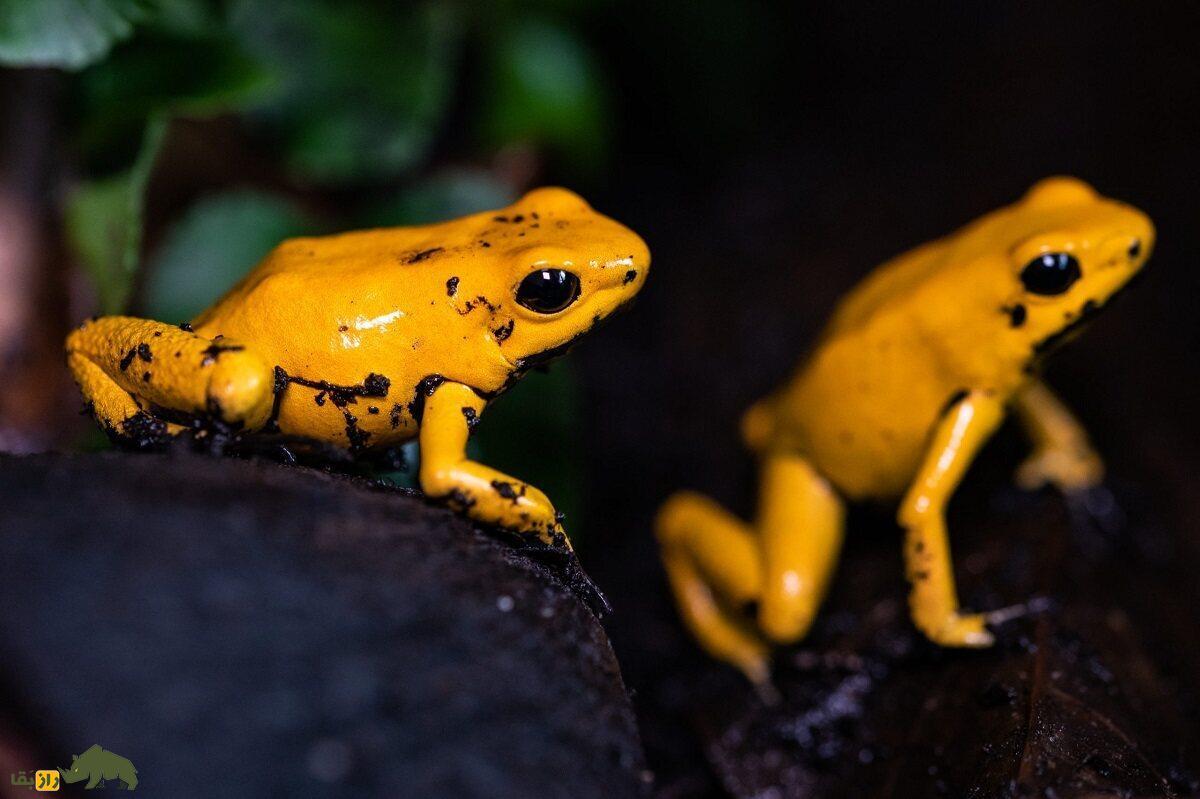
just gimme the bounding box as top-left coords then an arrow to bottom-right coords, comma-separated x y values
656,177 -> 1153,685
66,187 -> 650,546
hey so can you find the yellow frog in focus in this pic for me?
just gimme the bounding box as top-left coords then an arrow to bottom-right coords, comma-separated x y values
68,187 -> 650,544
657,177 -> 1152,684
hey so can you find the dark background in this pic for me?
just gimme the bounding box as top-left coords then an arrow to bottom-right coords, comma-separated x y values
576,2 -> 1200,791
2,1 -> 1199,795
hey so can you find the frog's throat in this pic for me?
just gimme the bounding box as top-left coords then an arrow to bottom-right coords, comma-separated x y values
489,293 -> 639,397
1029,269 -> 1142,361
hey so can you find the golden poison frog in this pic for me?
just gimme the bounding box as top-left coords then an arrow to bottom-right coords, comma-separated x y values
656,177 -> 1152,684
69,188 -> 650,545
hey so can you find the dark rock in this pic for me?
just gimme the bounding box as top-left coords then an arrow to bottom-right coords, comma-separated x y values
0,452 -> 646,799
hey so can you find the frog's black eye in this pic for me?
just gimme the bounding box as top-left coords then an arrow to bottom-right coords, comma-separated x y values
1020,252 -> 1081,296
516,269 -> 581,314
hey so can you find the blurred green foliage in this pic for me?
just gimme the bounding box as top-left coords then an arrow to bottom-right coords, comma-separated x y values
63,114 -> 166,314
143,190 -> 315,322
1,0 -> 610,541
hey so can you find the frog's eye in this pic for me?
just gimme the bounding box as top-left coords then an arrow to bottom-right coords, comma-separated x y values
1020,252 -> 1081,296
516,269 -> 581,314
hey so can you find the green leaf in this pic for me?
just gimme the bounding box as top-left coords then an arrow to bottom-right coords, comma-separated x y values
228,0 -> 461,183
65,115 -> 167,314
478,15 -> 608,170
358,169 -> 515,228
143,190 -> 313,322
74,31 -> 273,159
0,0 -> 146,70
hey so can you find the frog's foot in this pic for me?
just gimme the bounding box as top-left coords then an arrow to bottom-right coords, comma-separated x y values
914,610 -> 994,648
657,492 -> 772,686
1015,445 -> 1104,494
67,316 -> 274,444
418,380 -> 564,544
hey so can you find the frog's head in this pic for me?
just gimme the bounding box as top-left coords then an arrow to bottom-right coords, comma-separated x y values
476,187 -> 650,376
952,177 -> 1153,367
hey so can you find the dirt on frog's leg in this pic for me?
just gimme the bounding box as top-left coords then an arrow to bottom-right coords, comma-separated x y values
66,317 -> 275,437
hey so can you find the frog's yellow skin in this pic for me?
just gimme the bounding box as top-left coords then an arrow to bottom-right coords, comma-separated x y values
656,177 -> 1153,684
68,187 -> 649,544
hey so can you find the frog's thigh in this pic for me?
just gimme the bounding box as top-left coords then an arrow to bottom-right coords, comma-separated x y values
755,454 -> 845,643
66,316 -> 273,427
656,492 -> 769,682
67,352 -> 186,441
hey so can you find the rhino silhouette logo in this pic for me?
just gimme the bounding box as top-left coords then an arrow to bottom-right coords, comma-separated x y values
58,745 -> 138,790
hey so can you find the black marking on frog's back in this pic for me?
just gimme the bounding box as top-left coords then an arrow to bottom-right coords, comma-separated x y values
405,247 -> 444,264
446,276 -> 459,296
623,269 -> 638,285
284,371 -> 391,408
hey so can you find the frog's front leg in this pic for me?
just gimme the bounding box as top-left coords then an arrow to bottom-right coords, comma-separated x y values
899,390 -> 1005,647
418,381 -> 563,544
1012,380 -> 1103,493
66,316 -> 274,443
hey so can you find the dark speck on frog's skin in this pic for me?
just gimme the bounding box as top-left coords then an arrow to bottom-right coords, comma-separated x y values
494,320 -> 515,342
623,269 -> 638,285
939,388 -> 969,418
406,247 -> 444,264
1005,303 -> 1027,328
1128,239 -> 1142,258
446,276 -> 459,297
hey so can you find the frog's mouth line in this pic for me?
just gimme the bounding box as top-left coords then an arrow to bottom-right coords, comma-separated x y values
488,293 -> 641,398
1030,269 -> 1143,360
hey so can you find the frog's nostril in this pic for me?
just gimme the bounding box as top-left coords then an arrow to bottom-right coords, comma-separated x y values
1127,238 -> 1142,259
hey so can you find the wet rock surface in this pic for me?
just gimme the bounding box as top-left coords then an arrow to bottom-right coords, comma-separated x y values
0,451 -> 646,799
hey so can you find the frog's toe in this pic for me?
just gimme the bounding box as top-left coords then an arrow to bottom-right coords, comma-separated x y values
1015,448 -> 1104,493
917,612 -> 994,648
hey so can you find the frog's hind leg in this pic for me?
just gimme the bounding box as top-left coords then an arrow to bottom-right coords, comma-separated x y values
67,350 -> 186,445
66,316 -> 274,444
656,492 -> 771,683
754,454 -> 845,643
656,455 -> 845,684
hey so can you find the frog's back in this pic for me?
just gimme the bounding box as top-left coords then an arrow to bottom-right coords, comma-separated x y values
189,218 -> 510,450
755,227 -> 991,500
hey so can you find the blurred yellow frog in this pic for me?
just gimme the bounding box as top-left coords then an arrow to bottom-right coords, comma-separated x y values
657,177 -> 1152,683
68,187 -> 650,544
